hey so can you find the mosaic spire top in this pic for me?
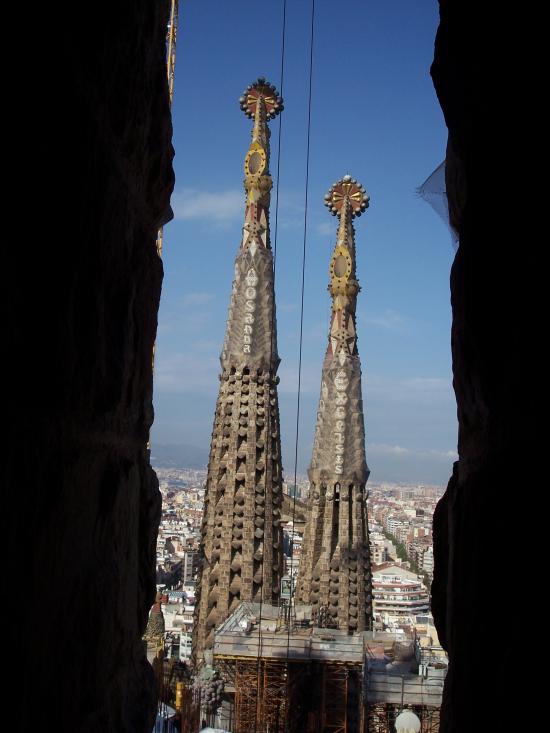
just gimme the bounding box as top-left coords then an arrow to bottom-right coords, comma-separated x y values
220,79 -> 284,374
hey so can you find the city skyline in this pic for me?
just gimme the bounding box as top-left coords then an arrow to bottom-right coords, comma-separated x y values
151,0 -> 457,485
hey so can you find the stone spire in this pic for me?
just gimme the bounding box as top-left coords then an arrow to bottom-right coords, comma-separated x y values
192,79 -> 285,664
296,175 -> 373,632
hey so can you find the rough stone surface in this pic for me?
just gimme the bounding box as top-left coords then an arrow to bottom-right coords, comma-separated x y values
193,82 -> 284,664
431,3 -> 532,730
297,182 -> 372,632
8,2 -> 174,731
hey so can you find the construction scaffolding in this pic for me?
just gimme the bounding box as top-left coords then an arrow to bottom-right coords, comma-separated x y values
211,604 -> 365,732
365,702 -> 395,733
365,703 -> 440,733
316,663 -> 363,733
419,706 -> 441,733
233,658 -> 299,733
179,682 -> 201,733
206,603 -> 445,733
364,668 -> 445,733
222,656 -> 361,733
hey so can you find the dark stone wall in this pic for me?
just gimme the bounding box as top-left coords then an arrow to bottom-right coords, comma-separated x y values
7,2 -> 174,731
5,1 -> 532,729
431,2 -> 532,730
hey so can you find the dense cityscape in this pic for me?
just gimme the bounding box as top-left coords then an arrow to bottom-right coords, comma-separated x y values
144,56 -> 449,733
10,1 -> 515,732
146,109 -> 448,729
151,465 -> 444,666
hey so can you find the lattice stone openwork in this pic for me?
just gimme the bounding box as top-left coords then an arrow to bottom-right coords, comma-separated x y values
296,175 -> 373,632
192,80 -> 285,664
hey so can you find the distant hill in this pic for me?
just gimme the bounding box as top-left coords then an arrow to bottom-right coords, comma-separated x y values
150,443 -> 209,469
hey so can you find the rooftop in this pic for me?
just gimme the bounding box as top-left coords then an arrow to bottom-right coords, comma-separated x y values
213,601 -> 446,710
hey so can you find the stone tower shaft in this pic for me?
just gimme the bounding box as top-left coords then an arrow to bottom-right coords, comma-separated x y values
296,175 -> 372,632
193,79 -> 285,663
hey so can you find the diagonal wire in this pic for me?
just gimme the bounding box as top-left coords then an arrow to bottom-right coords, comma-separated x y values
285,0 -> 316,729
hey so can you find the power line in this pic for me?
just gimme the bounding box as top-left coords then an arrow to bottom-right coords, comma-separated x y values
285,0 -> 316,729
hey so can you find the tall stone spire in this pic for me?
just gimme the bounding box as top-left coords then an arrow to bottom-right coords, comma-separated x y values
296,175 -> 373,632
192,79 -> 285,664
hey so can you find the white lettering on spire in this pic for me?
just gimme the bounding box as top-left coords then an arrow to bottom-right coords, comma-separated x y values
243,269 -> 257,354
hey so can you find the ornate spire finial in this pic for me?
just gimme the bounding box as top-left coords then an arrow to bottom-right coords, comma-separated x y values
324,174 -> 369,218
239,77 -> 284,122
239,78 -> 283,170
323,176 -> 369,356
237,78 -> 283,252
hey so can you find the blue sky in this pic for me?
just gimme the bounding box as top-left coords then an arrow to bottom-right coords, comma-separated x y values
151,0 -> 457,485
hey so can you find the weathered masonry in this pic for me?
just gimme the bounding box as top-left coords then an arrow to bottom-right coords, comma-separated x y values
296,176 -> 373,633
192,79 -> 285,663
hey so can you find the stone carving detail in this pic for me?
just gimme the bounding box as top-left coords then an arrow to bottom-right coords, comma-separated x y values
193,80 -> 284,665
296,176 -> 373,633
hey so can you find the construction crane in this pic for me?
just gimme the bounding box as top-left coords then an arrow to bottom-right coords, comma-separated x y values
156,0 -> 179,256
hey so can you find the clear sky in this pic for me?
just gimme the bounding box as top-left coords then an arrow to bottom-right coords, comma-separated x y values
151,0 -> 457,486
